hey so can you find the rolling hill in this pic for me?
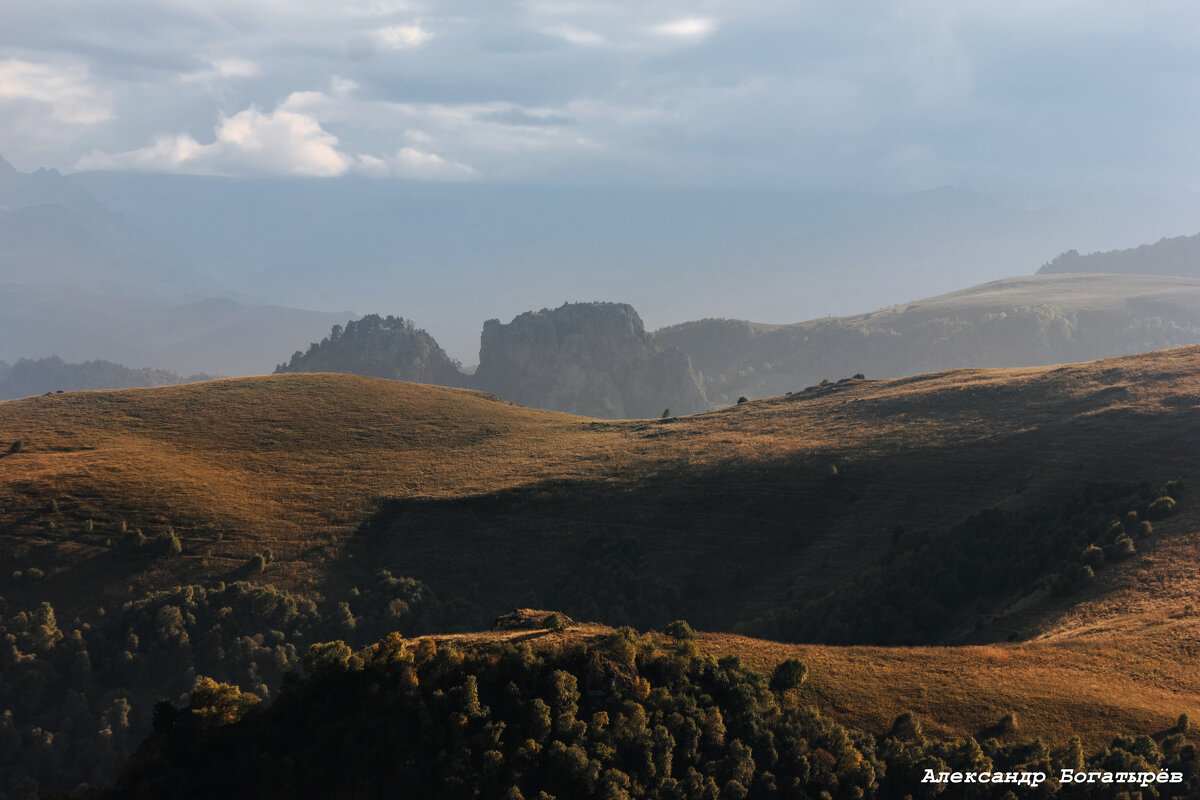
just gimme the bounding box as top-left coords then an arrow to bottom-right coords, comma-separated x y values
3,346 -> 1200,792
656,273 -> 1200,405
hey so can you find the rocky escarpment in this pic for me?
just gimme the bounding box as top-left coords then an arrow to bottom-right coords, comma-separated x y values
474,302 -> 708,418
275,314 -> 467,387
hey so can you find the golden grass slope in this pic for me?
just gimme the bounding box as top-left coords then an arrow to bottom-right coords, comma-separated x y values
3,347 -> 1200,746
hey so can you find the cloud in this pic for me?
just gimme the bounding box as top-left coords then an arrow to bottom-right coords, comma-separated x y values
75,104 -> 352,177
541,25 -> 607,48
0,58 -> 113,124
384,147 -> 479,180
648,17 -> 717,39
375,24 -> 431,50
181,57 -> 261,82
73,88 -> 481,181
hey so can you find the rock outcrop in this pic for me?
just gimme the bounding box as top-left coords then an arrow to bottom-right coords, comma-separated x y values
474,302 -> 707,418
275,314 -> 467,387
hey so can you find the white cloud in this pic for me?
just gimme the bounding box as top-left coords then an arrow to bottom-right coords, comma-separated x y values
181,57 -> 262,82
75,104 -> 351,177
0,58 -> 113,125
384,147 -> 479,180
72,91 -> 482,181
648,17 -> 717,39
375,24 -> 432,49
542,25 -> 607,47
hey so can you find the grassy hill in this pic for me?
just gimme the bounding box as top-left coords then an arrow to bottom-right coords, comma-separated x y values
3,347 -> 1200,791
656,273 -> 1200,404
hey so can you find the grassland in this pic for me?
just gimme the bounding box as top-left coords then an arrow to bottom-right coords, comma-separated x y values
3,345 -> 1200,749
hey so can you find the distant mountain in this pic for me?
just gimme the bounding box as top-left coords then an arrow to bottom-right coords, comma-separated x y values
657,274 -> 1200,404
474,302 -> 708,418
0,286 -> 355,376
0,155 -> 214,299
72,170 -> 1200,363
1038,230 -> 1200,277
275,314 -> 467,387
0,355 -> 210,401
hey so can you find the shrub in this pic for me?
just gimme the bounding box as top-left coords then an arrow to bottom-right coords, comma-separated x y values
7,440 -> 22,454
852,373 -> 865,380
542,613 -> 565,631
25,567 -> 45,581
1179,713 -> 1190,733
888,710 -> 923,741
1080,544 -> 1104,568
248,554 -> 266,574
736,396 -> 748,405
769,658 -> 808,692
661,408 -> 670,419
664,619 -> 696,641
1110,533 -> 1136,560
1000,711 -> 1019,734
1135,520 -> 1153,538
1148,496 -> 1177,520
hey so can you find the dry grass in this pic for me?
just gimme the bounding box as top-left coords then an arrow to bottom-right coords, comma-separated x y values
4,346 -> 1200,746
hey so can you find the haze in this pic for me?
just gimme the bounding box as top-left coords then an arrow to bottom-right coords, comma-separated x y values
3,0 -> 1200,365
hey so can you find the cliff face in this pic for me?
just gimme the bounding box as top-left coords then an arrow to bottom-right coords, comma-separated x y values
275,314 -> 467,387
474,302 -> 707,418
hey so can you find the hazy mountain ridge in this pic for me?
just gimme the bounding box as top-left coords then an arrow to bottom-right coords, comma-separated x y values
656,274 -> 1200,404
0,356 -> 212,401
1039,230 -> 1200,277
0,157 -> 359,376
0,156 -> 212,300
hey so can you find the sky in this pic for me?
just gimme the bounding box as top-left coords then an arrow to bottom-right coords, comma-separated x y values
4,0 -> 1200,193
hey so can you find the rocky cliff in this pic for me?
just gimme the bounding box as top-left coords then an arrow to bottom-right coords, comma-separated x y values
275,314 -> 467,387
474,302 -> 708,418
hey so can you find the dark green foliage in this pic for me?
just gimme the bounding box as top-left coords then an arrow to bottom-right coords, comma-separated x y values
274,314 -> 465,386
543,612 -> 566,631
736,396 -> 747,404
1148,495 -> 1178,520
768,659 -> 807,692
0,576 -> 441,796
787,482 -> 1176,644
665,620 -> 696,641
109,635 -> 1200,799
247,554 -> 266,574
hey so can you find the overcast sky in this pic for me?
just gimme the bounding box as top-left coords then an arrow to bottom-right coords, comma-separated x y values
4,0 -> 1200,193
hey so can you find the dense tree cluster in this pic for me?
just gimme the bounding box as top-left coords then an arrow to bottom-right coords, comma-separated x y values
274,314 -> 466,387
762,481 -> 1181,645
0,571 -> 445,797
107,631 -> 1200,799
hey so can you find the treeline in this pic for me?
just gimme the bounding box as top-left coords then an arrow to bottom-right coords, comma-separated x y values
103,628 -> 1199,799
274,314 -> 466,387
0,570 -> 472,797
753,481 -> 1182,645
0,357 -> 211,401
1038,233 -> 1200,278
